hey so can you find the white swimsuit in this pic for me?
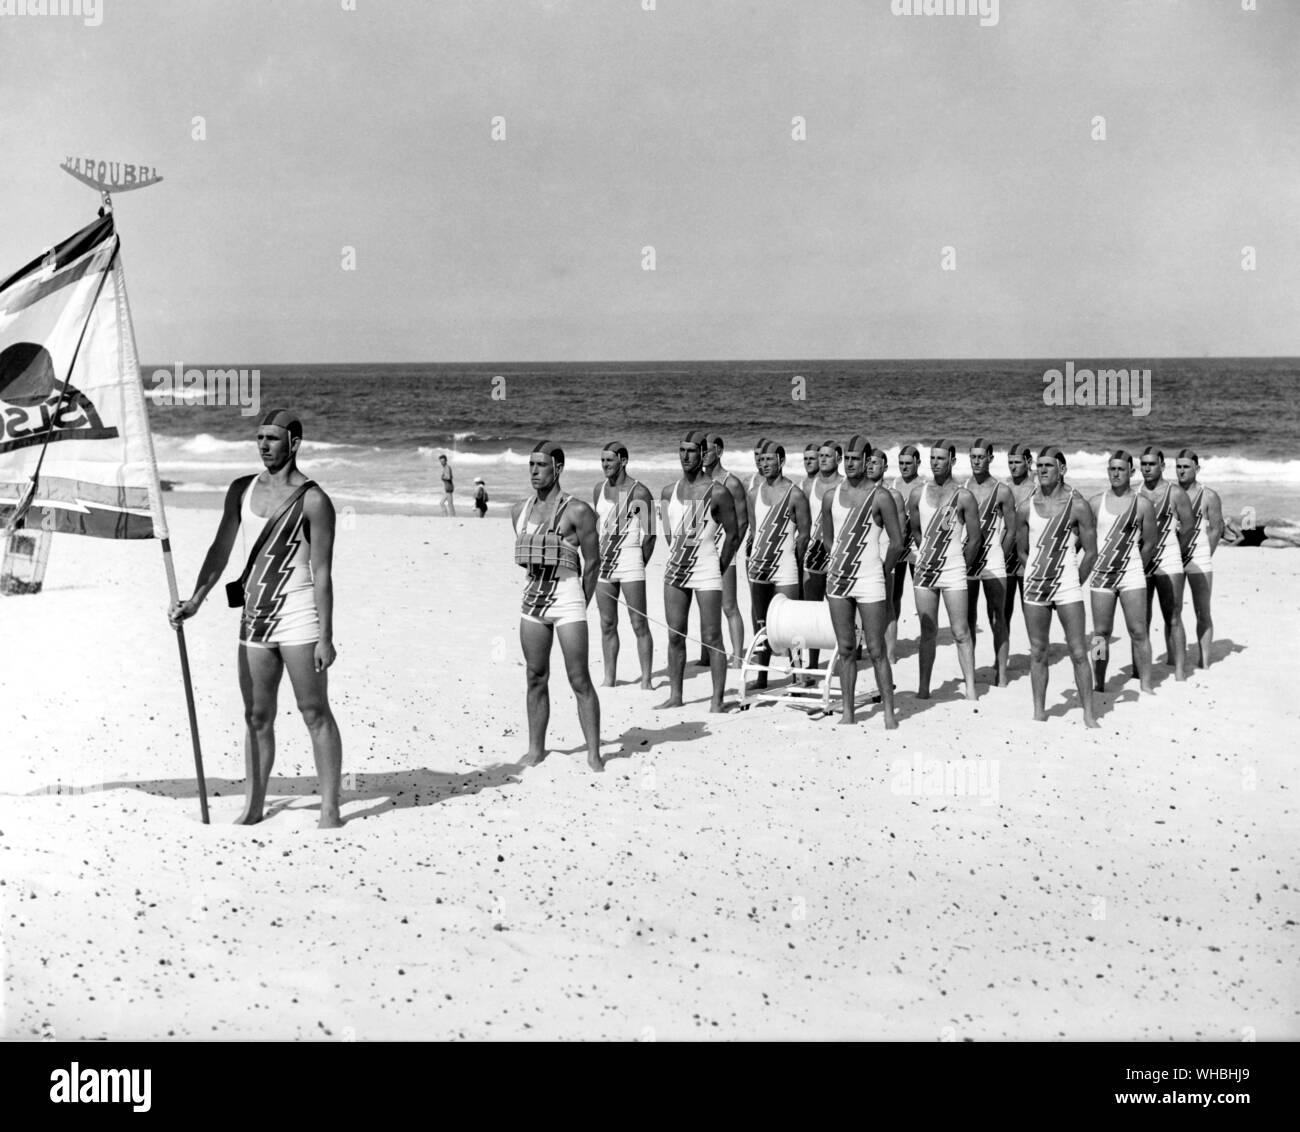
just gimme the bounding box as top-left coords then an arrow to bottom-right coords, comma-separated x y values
1091,491 -> 1146,594
664,482 -> 722,592
514,495 -> 587,626
1144,484 -> 1184,578
965,477 -> 1007,581
914,484 -> 968,592
826,484 -> 886,603
1184,485 -> 1213,574
1024,490 -> 1084,607
238,479 -> 319,649
747,481 -> 799,587
595,480 -> 648,584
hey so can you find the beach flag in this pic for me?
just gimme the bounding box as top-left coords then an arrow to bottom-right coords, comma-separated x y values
0,213 -> 167,539
0,211 -> 208,823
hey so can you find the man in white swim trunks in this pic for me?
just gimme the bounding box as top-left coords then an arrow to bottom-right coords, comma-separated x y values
1138,446 -> 1195,682
592,441 -> 657,689
699,432 -> 750,666
512,441 -> 603,771
906,440 -> 982,701
169,410 -> 343,829
745,440 -> 811,691
1017,446 -> 1098,728
1174,448 -> 1223,669
659,430 -> 741,713
964,439 -> 1019,687
1087,449 -> 1156,693
825,435 -> 905,728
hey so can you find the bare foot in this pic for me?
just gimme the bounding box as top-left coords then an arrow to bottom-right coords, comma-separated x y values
883,713 -> 899,731
234,806 -> 264,826
1084,717 -> 1101,730
916,688 -> 931,700
600,676 -> 617,688
318,808 -> 343,830
587,751 -> 605,773
521,749 -> 549,767
693,657 -> 710,667
1140,682 -> 1154,694
1033,710 -> 1048,722
654,696 -> 683,710
709,699 -> 729,714
639,675 -> 654,690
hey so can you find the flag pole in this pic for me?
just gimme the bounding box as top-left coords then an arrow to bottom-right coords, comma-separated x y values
107,193 -> 210,824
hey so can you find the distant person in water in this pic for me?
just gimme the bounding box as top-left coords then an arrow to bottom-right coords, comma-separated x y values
473,477 -> 489,517
168,410 -> 343,829
439,454 -> 455,516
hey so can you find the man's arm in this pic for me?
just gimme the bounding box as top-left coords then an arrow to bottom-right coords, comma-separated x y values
725,473 -> 749,543
821,486 -> 838,552
957,489 -> 981,573
572,502 -> 601,604
1171,485 -> 1196,563
632,482 -> 657,564
790,485 -> 811,568
305,487 -> 338,672
167,477 -> 247,626
1205,488 -> 1224,555
997,483 -> 1018,562
877,489 -> 904,576
907,485 -> 923,553
1136,497 -> 1157,573
712,485 -> 740,574
1073,495 -> 1098,582
1015,501 -> 1030,567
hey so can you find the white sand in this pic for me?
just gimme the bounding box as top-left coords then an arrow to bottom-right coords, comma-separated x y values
1,504 -> 1296,1040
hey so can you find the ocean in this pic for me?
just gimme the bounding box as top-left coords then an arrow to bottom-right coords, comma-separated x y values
145,359 -> 1300,520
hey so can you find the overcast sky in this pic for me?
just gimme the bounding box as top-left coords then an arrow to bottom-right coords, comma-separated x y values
1,0 -> 1296,362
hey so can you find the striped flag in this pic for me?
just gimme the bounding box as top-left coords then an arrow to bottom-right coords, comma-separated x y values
0,214 -> 167,539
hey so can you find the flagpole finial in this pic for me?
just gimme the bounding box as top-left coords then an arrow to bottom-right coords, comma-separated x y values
99,190 -> 113,217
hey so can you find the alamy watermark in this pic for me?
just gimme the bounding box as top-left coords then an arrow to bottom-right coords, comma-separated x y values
891,0 -> 999,29
0,0 -> 102,27
889,753 -> 1000,806
148,364 -> 261,417
1042,361 -> 1151,418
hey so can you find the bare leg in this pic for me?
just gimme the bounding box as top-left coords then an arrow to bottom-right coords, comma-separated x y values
828,596 -> 860,724
236,644 -> 283,825
622,579 -> 654,689
941,587 -> 978,700
886,561 -> 907,665
1186,568 -> 1214,669
803,570 -> 827,678
556,620 -> 602,771
282,643 -> 343,828
1057,601 -> 1098,727
1153,573 -> 1187,681
857,600 -> 897,729
721,564 -> 744,666
596,581 -> 620,688
697,588 -> 728,711
983,578 -> 1009,686
1023,602 -> 1052,722
1089,589 -> 1119,691
1118,587 -> 1153,692
657,585 -> 691,708
519,617 -> 554,763
747,580 -> 775,691
914,586 -> 940,698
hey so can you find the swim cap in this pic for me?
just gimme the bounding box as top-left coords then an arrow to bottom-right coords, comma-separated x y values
899,444 -> 920,460
532,439 -> 565,466
971,437 -> 994,455
844,434 -> 871,457
804,442 -> 820,454
602,440 -> 629,460
821,440 -> 843,458
703,432 -> 724,451
1177,448 -> 1199,464
1110,449 -> 1133,467
682,429 -> 708,448
870,448 -> 889,464
259,408 -> 302,441
1007,443 -> 1034,460
752,436 -> 769,452
931,439 -> 957,458
756,440 -> 785,459
1141,446 -> 1164,462
1040,445 -> 1066,467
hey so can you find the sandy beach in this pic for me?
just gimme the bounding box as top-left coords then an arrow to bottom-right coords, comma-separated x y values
0,501 -> 1296,1041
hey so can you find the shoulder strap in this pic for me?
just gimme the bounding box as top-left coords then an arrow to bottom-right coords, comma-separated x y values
236,480 -> 317,589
